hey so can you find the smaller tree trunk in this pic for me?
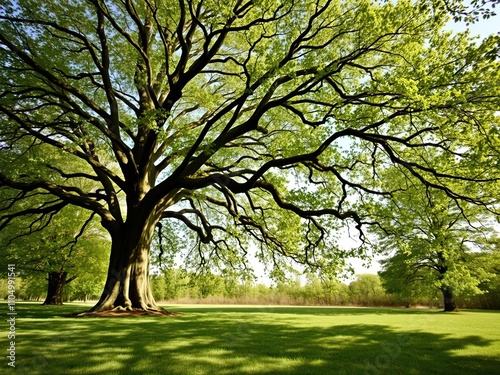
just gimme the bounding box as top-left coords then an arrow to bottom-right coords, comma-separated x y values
441,288 -> 457,312
43,271 -> 67,305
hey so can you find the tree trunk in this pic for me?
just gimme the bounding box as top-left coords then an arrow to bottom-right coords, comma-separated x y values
441,288 -> 457,312
90,214 -> 160,312
42,271 -> 67,305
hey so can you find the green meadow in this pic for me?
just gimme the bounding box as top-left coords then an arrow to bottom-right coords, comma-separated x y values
4,302 -> 500,375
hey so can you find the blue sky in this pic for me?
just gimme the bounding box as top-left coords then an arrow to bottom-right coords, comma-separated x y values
449,12 -> 500,37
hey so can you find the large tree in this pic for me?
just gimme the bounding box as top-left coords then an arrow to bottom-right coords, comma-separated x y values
1,0 -> 499,313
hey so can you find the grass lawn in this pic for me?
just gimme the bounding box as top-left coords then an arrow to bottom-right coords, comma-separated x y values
3,302 -> 500,374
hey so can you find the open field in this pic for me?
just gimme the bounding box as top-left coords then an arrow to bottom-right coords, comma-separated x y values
3,302 -> 500,374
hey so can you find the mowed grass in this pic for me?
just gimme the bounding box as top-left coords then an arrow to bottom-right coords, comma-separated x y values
4,302 -> 500,375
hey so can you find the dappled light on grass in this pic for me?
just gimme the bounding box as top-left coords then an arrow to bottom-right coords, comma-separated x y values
9,303 -> 500,375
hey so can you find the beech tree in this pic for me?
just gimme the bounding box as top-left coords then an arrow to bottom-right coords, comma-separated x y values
1,0 -> 499,314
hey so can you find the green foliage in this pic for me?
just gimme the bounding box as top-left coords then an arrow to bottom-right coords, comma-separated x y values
370,166 -> 500,307
459,249 -> 500,309
0,144 -> 110,300
149,270 -> 415,307
348,274 -> 388,305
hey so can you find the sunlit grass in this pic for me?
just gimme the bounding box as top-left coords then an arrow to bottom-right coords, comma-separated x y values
3,302 -> 500,374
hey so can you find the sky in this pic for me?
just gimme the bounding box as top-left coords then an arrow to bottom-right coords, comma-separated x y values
448,9 -> 500,36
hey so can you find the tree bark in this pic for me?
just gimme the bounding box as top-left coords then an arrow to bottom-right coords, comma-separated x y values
90,213 -> 160,312
441,288 -> 457,312
42,271 -> 67,305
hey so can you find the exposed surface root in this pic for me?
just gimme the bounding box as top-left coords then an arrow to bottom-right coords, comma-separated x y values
68,307 -> 181,318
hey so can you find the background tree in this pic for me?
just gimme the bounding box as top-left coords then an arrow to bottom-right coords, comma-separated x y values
461,248 -> 500,309
1,0 -> 499,314
370,166 -> 499,311
348,274 -> 387,306
0,144 -> 110,304
0,203 -> 110,304
377,254 -> 440,307
0,207 -> 110,304
299,272 -> 350,305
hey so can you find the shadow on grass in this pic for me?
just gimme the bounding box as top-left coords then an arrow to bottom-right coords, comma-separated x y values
12,303 -> 500,375
160,305 -> 446,315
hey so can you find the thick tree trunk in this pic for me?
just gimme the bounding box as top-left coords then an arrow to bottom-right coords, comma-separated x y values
441,288 -> 457,312
90,214 -> 160,312
43,271 -> 67,305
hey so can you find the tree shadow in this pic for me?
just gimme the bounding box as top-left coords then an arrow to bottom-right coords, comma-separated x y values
162,305 -> 446,316
14,304 -> 500,375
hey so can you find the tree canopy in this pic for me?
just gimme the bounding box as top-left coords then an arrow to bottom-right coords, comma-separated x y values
1,0 -> 499,313
369,166 -> 499,310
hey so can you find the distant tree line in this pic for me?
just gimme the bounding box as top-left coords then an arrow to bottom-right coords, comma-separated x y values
8,268 -> 498,309
148,270 -> 500,309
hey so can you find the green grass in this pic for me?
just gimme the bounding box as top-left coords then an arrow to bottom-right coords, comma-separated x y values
3,302 -> 500,374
